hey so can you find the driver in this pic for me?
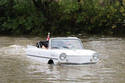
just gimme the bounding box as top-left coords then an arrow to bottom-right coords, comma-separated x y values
41,41 -> 48,49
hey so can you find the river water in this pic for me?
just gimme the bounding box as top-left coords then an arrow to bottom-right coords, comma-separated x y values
0,36 -> 125,83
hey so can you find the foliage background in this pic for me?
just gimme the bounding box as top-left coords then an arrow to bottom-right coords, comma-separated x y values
0,0 -> 125,36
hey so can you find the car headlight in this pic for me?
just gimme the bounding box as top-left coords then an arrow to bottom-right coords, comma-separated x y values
93,53 -> 99,60
59,53 -> 67,61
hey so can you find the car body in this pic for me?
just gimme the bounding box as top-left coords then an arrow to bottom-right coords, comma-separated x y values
26,37 -> 99,64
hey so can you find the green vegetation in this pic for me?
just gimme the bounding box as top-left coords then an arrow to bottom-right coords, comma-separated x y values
0,0 -> 125,36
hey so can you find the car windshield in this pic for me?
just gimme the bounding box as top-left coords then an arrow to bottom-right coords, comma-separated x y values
51,39 -> 83,49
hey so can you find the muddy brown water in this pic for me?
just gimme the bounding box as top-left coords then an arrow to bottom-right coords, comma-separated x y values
0,36 -> 125,83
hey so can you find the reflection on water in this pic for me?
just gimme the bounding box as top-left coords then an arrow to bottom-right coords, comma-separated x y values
0,36 -> 125,83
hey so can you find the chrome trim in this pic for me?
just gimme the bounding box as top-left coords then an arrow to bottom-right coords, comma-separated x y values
27,55 -> 58,60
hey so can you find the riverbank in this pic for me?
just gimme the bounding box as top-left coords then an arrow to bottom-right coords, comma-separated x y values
0,33 -> 125,40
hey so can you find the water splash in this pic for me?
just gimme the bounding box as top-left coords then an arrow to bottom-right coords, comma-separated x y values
0,45 -> 26,55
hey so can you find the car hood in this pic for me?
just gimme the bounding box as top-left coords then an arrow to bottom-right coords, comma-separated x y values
51,49 -> 96,56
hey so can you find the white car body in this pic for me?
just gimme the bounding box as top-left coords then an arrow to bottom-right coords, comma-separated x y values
26,37 -> 99,64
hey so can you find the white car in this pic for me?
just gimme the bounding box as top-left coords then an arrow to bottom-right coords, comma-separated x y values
26,37 -> 99,64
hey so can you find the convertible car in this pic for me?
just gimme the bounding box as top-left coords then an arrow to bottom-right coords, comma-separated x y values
26,37 -> 99,64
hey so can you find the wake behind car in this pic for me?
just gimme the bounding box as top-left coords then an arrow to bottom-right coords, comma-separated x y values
26,37 -> 99,64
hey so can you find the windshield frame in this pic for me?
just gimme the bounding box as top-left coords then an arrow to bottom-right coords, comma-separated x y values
49,38 -> 84,49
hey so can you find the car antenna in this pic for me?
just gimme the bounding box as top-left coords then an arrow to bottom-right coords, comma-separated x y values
46,32 -> 50,41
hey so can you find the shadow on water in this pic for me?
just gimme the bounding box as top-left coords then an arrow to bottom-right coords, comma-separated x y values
0,36 -> 125,83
